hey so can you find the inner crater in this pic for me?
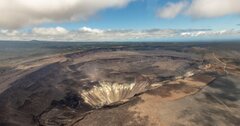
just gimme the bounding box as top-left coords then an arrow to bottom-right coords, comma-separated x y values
80,76 -> 151,108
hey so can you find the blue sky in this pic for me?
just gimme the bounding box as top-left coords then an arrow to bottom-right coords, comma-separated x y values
0,0 -> 240,41
40,0 -> 240,30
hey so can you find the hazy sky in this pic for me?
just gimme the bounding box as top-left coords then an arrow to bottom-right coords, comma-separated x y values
0,0 -> 240,41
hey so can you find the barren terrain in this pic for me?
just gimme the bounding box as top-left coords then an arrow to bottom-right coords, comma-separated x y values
0,42 -> 239,126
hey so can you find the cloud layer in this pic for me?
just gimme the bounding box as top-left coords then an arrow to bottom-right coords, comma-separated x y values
1,26 -> 239,41
157,1 -> 188,19
158,0 -> 240,18
0,0 -> 132,29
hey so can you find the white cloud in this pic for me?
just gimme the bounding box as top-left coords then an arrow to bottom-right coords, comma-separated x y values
79,27 -> 104,34
0,0 -> 133,29
187,0 -> 240,18
158,0 -> 240,18
157,1 -> 188,19
1,26 -> 239,41
32,27 -> 69,36
180,29 -> 240,37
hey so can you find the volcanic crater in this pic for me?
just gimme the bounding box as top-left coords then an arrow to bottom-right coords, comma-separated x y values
1,45 -> 238,126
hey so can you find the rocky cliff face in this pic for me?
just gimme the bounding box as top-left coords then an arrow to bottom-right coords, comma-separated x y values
80,76 -> 151,108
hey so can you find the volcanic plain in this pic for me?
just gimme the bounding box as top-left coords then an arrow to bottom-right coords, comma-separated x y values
0,42 -> 239,126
